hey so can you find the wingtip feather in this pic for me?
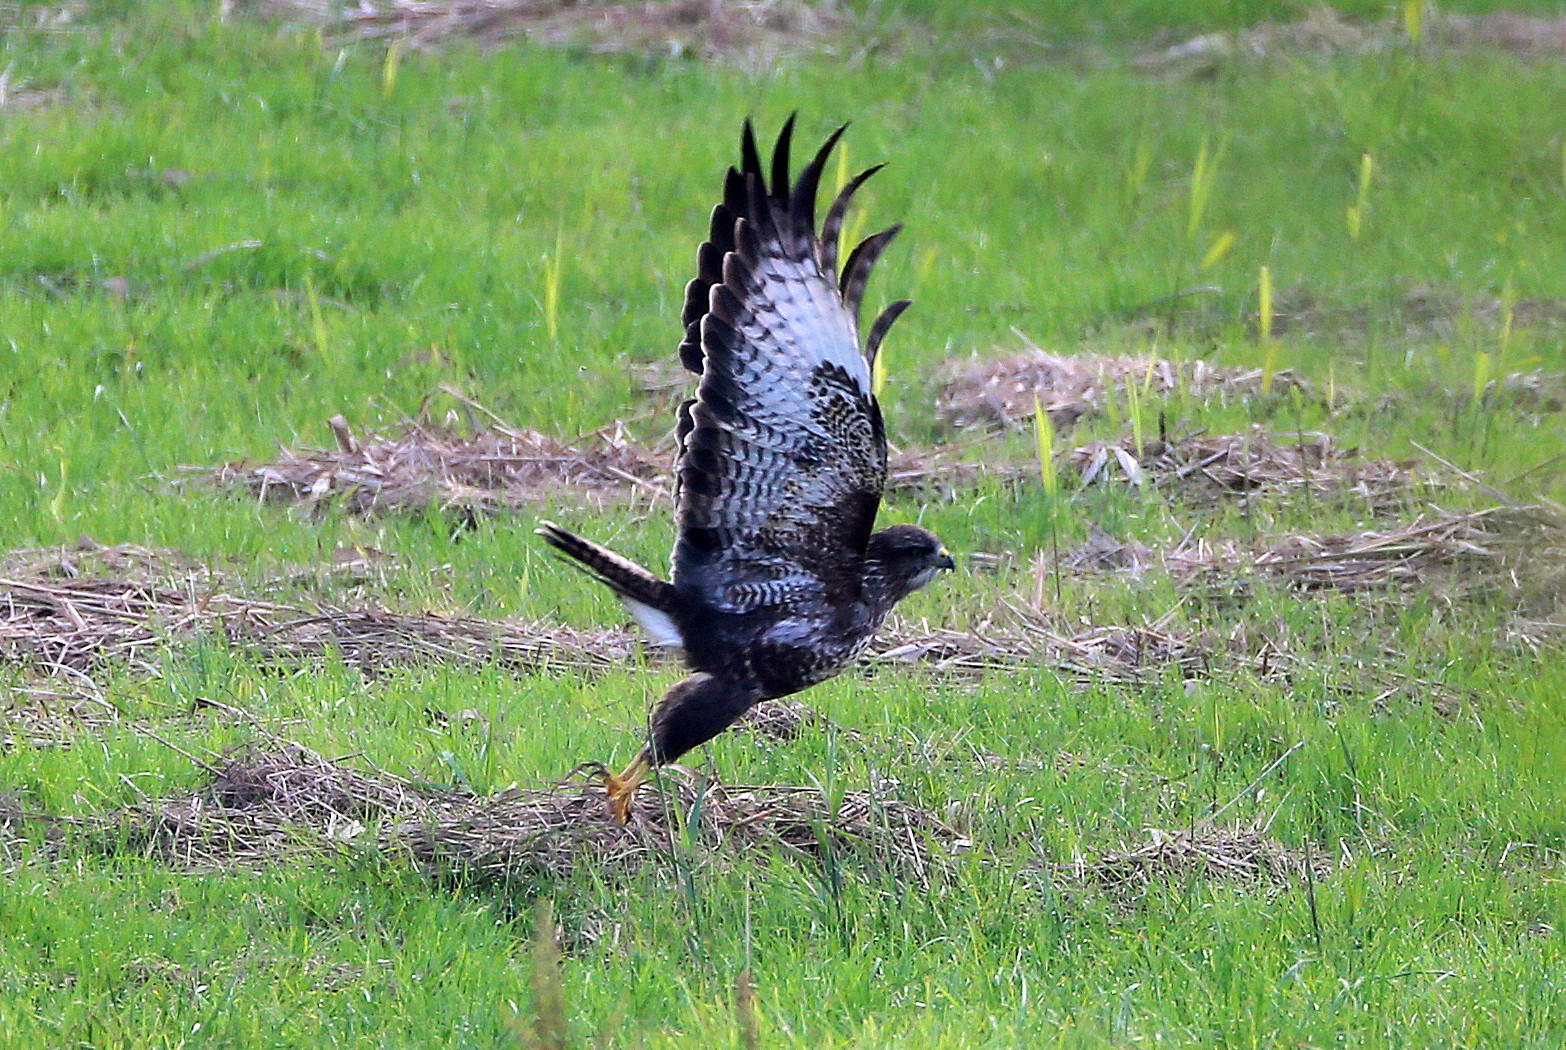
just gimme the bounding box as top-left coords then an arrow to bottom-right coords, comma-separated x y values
820,162 -> 886,279
770,112 -> 796,203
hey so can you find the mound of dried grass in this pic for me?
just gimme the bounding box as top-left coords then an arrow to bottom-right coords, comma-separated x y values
1057,505 -> 1566,615
1259,284 -> 1566,348
1139,7 -> 1566,72
195,395 -> 1046,515
0,569 -> 640,679
1066,823 -> 1332,898
1160,506 -> 1561,596
869,611 -> 1212,684
1067,426 -> 1429,510
884,439 -> 1042,498
55,744 -> 962,882
199,403 -> 667,522
2,682 -> 119,751
934,349 -> 1308,433
0,537 -> 648,689
90,745 -> 412,867
937,313 -> 1564,437
0,537 -> 202,582
0,531 -> 1218,694
6,504 -> 1559,739
189,381 -> 1464,516
890,421 -> 1431,510
235,0 -> 847,61
0,563 -> 1207,704
1469,368 -> 1566,414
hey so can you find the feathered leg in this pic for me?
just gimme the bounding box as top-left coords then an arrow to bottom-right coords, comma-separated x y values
587,672 -> 764,823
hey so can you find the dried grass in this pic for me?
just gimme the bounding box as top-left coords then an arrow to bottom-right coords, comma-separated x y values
194,396 -> 1034,515
1055,506 -> 1566,616
884,439 -> 1042,498
934,349 -> 1309,433
1158,506 -> 1562,596
188,381 -> 1469,516
2,683 -> 120,751
0,537 -> 648,693
1257,284 -> 1566,348
0,60 -> 75,113
0,562 -> 1206,700
1138,7 -> 1566,72
1067,426 -> 1430,510
0,571 -> 639,679
5,503 -> 1561,718
890,422 -> 1435,511
0,537 -> 203,583
0,1 -> 88,33
1466,368 -> 1566,414
869,611 -> 1212,684
195,400 -> 667,522
939,296 -> 1566,435
49,743 -> 963,882
1066,823 -> 1332,898
234,0 -> 847,61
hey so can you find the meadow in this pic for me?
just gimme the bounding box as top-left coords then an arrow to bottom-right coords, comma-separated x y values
2,1 -> 1566,1046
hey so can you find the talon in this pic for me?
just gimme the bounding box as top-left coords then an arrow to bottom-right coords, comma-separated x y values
606,752 -> 653,825
565,761 -> 613,785
568,755 -> 652,824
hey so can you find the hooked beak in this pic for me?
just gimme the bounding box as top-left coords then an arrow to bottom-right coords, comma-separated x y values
934,546 -> 956,571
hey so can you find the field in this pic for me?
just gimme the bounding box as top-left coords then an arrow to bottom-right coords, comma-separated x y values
3,1 -> 1566,1046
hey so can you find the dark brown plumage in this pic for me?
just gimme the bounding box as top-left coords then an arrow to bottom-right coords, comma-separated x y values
538,117 -> 953,821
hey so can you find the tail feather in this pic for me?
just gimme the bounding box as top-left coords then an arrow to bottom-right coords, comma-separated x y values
535,521 -> 675,610
536,521 -> 684,647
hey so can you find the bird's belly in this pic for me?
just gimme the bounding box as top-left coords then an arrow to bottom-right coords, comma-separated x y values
749,615 -> 878,697
680,605 -> 882,698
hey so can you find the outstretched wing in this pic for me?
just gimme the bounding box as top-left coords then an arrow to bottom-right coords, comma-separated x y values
671,117 -> 912,614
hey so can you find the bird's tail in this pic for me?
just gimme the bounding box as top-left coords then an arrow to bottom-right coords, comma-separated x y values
535,521 -> 684,646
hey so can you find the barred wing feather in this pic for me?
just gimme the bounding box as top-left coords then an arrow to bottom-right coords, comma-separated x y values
672,118 -> 910,613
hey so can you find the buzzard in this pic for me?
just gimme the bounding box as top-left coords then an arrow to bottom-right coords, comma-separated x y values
538,117 -> 953,822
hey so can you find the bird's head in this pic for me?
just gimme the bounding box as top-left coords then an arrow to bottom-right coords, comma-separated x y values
866,524 -> 955,603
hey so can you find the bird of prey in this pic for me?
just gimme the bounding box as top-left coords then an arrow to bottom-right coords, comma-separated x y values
538,116 -> 953,822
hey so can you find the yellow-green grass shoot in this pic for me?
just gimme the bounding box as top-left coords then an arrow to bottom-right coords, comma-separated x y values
304,273 -> 329,359
913,245 -> 938,294
872,335 -> 888,398
1347,153 -> 1374,242
1259,264 -> 1278,395
1127,361 -> 1147,459
381,39 -> 403,99
542,231 -> 563,345
1124,139 -> 1152,201
1472,350 -> 1492,407
1200,229 -> 1237,272
1033,393 -> 1061,605
1033,394 -> 1058,501
1403,0 -> 1425,44
1187,136 -> 1226,241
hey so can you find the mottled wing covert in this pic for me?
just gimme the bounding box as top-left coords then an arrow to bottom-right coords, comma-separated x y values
671,118 -> 911,614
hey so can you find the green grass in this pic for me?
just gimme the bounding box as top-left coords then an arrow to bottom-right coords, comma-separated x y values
3,2 -> 1566,1047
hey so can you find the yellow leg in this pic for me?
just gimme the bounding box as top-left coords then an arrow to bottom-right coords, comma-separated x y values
567,752 -> 654,823
606,751 -> 653,825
